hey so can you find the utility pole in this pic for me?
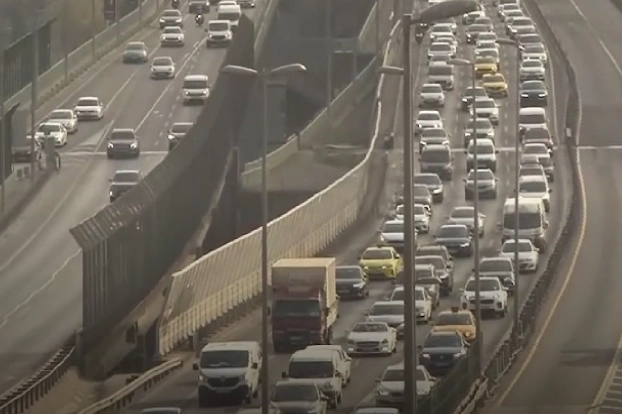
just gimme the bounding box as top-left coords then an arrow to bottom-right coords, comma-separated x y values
30,18 -> 39,182
326,0 -> 332,124
0,45 -> 6,214
63,0 -> 69,80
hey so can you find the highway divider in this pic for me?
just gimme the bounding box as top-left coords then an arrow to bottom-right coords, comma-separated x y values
453,0 -> 582,410
76,358 -> 184,414
157,21 -> 400,356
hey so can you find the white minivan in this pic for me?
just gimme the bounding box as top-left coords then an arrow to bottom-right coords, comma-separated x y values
217,3 -> 242,30
501,197 -> 548,251
519,107 -> 547,134
283,349 -> 343,408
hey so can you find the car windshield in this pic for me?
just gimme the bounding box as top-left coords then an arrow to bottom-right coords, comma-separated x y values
219,11 -> 241,20
418,112 -> 440,121
477,41 -> 496,49
288,361 -> 334,379
184,80 -> 207,89
113,171 -> 140,183
481,259 -> 512,272
77,98 -> 98,106
421,128 -> 447,138
153,57 -> 172,66
110,130 -> 135,140
414,289 -> 426,300
480,50 -> 499,58
363,249 -> 392,260
424,334 -> 461,348
209,21 -> 229,31
468,144 -> 494,154
163,27 -> 181,34
467,24 -> 487,33
414,205 -> 426,215
382,368 -> 405,382
484,74 -> 504,83
273,300 -> 321,317
475,99 -> 495,108
524,128 -> 550,139
468,119 -> 492,129
503,4 -> 520,10
430,43 -> 451,52
414,175 -> 440,186
271,384 -> 318,402
521,167 -> 544,176
38,123 -> 61,132
475,56 -> 495,65
421,85 -> 442,93
451,208 -> 474,219
432,25 -> 451,33
336,267 -> 362,279
126,43 -> 144,50
371,304 -> 404,316
171,123 -> 192,133
513,18 -> 532,26
520,113 -> 546,123
502,241 -> 533,252
438,226 -> 467,238
525,45 -> 545,53
200,350 -> 248,368
383,222 -> 403,233
522,60 -> 542,68
414,185 -> 430,196
416,256 -> 444,269
390,290 -> 404,301
437,313 -> 472,325
49,110 -> 72,119
421,149 -> 449,162
464,87 -> 487,97
520,180 -> 547,192
163,10 -> 181,16
522,82 -> 545,91
466,279 -> 501,291
525,145 -> 547,153
352,323 -> 388,332
504,211 -> 542,228
468,170 -> 494,180
429,65 -> 452,76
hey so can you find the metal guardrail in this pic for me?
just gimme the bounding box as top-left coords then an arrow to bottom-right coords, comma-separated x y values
453,0 -> 582,410
157,20 -> 400,355
0,337 -> 75,414
77,359 -> 184,414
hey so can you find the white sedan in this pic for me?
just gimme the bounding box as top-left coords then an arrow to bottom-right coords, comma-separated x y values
48,109 -> 78,133
74,96 -> 104,120
345,321 -> 397,356
160,26 -> 184,46
27,122 -> 68,147
500,239 -> 540,272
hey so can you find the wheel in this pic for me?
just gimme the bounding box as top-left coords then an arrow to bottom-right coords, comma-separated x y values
253,387 -> 258,397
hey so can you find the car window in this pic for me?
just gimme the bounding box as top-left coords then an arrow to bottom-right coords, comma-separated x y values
362,249 -> 392,260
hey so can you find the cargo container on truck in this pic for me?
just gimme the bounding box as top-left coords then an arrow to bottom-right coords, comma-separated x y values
271,258 -> 339,353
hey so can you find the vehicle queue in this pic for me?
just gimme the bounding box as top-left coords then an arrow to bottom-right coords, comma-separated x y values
135,0 -> 557,412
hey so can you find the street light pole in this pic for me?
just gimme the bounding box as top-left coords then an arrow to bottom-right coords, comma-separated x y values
91,0 -> 97,59
0,46 -> 5,214
326,0 -> 332,123
375,0 -> 380,56
63,0 -> 69,81
221,63 -> 307,414
497,38 -> 522,337
30,17 -> 39,183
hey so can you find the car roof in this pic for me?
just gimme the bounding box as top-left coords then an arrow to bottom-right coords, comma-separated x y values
519,175 -> 548,183
373,300 -> 403,306
481,256 -> 512,263
201,341 -> 258,352
274,379 -> 319,387
469,138 -> 495,146
439,223 -> 468,229
422,82 -> 443,88
421,144 -> 450,152
364,246 -> 394,252
78,96 -> 98,100
185,74 -> 208,81
523,142 -> 548,148
383,220 -> 404,226
114,169 -> 140,175
209,19 -> 231,25
503,238 -> 534,245
355,408 -> 400,414
452,206 -> 474,212
418,110 -> 441,115
140,409 -> 183,414
290,350 -> 335,361
428,330 -> 460,336
112,128 -> 135,133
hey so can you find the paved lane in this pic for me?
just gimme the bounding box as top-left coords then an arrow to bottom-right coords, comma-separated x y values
0,4 -> 263,392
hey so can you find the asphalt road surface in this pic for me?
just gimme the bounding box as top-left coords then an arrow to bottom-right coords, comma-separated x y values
483,0 -> 622,413
121,7 -> 569,413
0,3 -> 263,393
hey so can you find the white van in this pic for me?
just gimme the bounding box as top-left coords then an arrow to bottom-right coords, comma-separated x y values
217,3 -> 242,30
501,197 -> 548,250
519,107 -> 547,134
284,349 -> 343,408
182,74 -> 210,104
192,341 -> 262,407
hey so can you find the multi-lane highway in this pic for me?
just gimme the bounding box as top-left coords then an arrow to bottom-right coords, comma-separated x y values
0,3 -> 264,393
121,5 -> 568,412
483,0 -> 622,412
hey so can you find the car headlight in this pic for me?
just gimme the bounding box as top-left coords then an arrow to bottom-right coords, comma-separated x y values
381,265 -> 389,269
130,142 -> 138,148
453,353 -> 463,358
323,382 -> 334,390
421,353 -> 431,358
460,242 -> 470,247
353,282 -> 365,289
107,143 -> 113,148
160,36 -> 165,41
175,17 -> 182,22
538,93 -> 546,97
109,191 -> 114,197
381,339 -> 389,344
159,18 -> 165,22
377,389 -> 389,396
168,134 -> 175,140
464,331 -> 471,337
521,93 -> 529,98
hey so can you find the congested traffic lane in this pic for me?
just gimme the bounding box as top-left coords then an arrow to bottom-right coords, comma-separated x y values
121,7 -> 568,412
0,6 -> 261,392
483,0 -> 622,412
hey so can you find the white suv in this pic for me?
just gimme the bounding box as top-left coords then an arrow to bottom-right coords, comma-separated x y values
460,277 -> 508,318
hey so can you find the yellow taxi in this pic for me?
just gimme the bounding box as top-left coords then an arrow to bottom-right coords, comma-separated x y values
481,73 -> 509,98
432,307 -> 477,342
359,245 -> 403,280
474,56 -> 498,78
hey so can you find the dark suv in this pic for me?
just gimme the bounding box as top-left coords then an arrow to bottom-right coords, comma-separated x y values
107,128 -> 140,159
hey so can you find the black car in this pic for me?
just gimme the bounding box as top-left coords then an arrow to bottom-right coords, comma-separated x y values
168,122 -> 193,150
188,0 -> 209,13
434,224 -> 473,257
335,266 -> 369,299
107,128 -> 140,159
460,86 -> 488,111
109,170 -> 143,202
159,9 -> 183,29
520,80 -> 548,107
122,41 -> 148,63
418,331 -> 469,376
415,255 -> 454,295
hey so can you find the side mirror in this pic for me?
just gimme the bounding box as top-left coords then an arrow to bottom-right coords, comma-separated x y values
495,177 -> 499,181
549,188 -> 552,193
281,372 -> 288,379
375,378 -> 381,383
495,149 -> 500,153
543,220 -> 550,228
192,362 -> 199,370
321,395 -> 329,401
429,321 -> 435,326
252,362 -> 259,369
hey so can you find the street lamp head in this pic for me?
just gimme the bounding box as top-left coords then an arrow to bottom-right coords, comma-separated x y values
449,58 -> 473,66
414,0 -> 479,24
221,64 -> 258,77
379,65 -> 404,75
268,63 -> 307,77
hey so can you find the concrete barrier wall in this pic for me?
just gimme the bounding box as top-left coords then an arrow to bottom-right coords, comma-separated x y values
158,21 -> 401,355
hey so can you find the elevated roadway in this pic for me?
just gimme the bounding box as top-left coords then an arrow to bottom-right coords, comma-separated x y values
119,7 -> 569,412
483,0 -> 622,413
0,4 -> 264,393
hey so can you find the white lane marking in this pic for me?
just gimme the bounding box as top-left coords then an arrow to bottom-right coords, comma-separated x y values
136,40 -> 203,131
0,250 -> 81,331
64,150 -> 169,156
